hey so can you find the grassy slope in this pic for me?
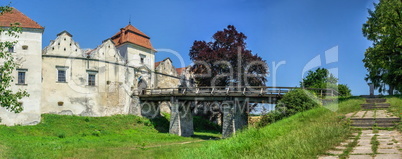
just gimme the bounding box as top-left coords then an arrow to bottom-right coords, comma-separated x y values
384,96 -> 402,131
181,97 -> 364,159
0,97 -> 366,158
0,114 -> 220,158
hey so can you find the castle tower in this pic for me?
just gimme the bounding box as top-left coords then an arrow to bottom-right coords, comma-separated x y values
111,24 -> 156,89
0,8 -> 44,125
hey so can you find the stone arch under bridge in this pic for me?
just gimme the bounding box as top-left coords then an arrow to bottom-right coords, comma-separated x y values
137,86 -> 339,138
138,96 -> 257,138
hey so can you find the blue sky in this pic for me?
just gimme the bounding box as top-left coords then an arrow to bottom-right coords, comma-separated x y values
6,0 -> 377,95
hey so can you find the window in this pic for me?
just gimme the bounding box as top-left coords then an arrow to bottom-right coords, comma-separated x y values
88,74 -> 96,86
140,54 -> 146,64
17,72 -> 25,84
56,66 -> 69,83
87,70 -> 98,86
16,69 -> 27,85
58,70 -> 66,82
8,46 -> 14,53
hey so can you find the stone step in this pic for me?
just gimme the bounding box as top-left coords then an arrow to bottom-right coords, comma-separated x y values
361,103 -> 390,110
361,103 -> 390,107
363,107 -> 388,110
366,98 -> 386,103
351,118 -> 400,122
351,122 -> 397,126
351,123 -> 396,128
351,117 -> 400,127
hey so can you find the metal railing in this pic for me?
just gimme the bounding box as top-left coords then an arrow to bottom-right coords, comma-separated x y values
135,86 -> 339,97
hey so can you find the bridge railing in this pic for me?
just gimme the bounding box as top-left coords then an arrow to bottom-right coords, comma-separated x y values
137,86 -> 339,97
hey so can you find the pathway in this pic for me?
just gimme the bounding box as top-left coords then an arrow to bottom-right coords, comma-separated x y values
318,98 -> 402,159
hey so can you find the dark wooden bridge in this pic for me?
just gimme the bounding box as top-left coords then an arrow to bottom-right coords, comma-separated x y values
138,86 -> 338,103
136,86 -> 338,138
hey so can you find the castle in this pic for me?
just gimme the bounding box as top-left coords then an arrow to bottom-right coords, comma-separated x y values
0,8 -> 189,125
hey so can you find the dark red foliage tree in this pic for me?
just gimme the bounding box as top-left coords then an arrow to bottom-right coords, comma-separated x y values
189,25 -> 268,87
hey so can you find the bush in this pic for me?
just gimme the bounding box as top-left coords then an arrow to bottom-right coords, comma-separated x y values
256,110 -> 284,128
57,133 -> 66,138
338,84 -> 352,97
278,89 -> 320,115
257,89 -> 320,127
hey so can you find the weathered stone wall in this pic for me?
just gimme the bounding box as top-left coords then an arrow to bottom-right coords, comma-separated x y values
169,99 -> 194,137
41,32 -> 136,117
0,28 -> 43,126
155,58 -> 179,88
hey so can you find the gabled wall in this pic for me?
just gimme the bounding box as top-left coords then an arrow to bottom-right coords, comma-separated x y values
41,33 -> 133,116
155,58 -> 180,88
0,28 -> 43,125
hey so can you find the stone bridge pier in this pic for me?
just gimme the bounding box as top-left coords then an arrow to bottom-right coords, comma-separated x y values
169,98 -> 194,137
168,97 -> 249,138
222,98 -> 249,138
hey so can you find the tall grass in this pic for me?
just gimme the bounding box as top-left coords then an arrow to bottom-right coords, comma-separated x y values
0,114 -> 219,158
181,97 -> 364,159
0,97 -> 365,158
384,96 -> 402,131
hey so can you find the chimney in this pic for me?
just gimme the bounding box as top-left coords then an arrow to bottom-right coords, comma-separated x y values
119,28 -> 126,44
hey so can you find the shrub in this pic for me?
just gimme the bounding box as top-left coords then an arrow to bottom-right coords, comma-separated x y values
257,89 -> 320,127
57,133 -> 66,138
277,89 -> 320,116
256,110 -> 284,128
338,84 -> 352,97
92,130 -> 101,137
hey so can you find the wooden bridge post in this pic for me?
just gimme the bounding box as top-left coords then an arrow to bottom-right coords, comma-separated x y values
169,97 -> 194,137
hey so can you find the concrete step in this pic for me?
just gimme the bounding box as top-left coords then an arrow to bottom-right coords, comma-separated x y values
351,118 -> 400,122
362,107 -> 390,110
361,103 -> 390,107
366,98 -> 386,103
351,124 -> 397,128
361,103 -> 390,110
351,117 -> 400,128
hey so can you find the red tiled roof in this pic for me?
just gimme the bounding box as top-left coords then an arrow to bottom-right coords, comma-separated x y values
111,24 -> 154,50
176,67 -> 186,75
155,61 -> 162,68
0,7 -> 43,29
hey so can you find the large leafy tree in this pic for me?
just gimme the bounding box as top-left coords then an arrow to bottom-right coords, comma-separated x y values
301,68 -> 351,97
362,0 -> 402,95
0,5 -> 29,113
301,68 -> 338,89
189,25 -> 268,87
189,25 -> 268,125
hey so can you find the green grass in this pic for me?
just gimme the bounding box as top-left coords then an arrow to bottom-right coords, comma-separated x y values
371,134 -> 379,155
181,97 -> 364,159
339,131 -> 361,159
0,97 -> 366,158
0,114 -> 220,158
384,96 -> 402,131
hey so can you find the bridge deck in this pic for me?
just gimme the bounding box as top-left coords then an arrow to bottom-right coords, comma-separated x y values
137,86 -> 338,103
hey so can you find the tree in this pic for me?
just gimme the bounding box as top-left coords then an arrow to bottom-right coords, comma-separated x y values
300,68 -> 337,90
189,25 -> 268,125
189,25 -> 268,87
338,84 -> 352,97
362,0 -> 402,95
257,89 -> 320,128
300,68 -> 352,97
0,5 -> 29,113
